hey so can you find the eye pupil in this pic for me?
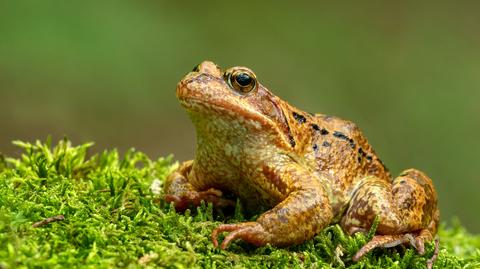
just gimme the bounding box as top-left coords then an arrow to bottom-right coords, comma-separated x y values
235,73 -> 252,86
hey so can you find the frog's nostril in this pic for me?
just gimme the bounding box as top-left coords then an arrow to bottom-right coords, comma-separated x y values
192,64 -> 200,72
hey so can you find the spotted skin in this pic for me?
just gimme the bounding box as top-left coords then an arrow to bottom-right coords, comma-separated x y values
164,61 -> 439,262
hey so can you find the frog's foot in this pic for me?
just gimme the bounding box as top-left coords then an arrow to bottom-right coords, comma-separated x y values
352,228 -> 436,262
211,222 -> 269,249
164,188 -> 236,212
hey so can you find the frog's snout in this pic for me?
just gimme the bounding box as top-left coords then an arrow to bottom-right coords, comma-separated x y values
177,60 -> 222,97
176,61 -> 224,103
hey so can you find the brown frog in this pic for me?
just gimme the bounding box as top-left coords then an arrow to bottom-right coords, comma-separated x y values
164,61 -> 439,262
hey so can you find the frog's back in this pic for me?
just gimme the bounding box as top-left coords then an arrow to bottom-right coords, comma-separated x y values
308,113 -> 391,187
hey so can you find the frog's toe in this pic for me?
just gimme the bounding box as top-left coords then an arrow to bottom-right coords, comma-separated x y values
352,233 -> 418,261
164,194 -> 189,211
414,228 -> 435,255
197,188 -> 236,208
427,238 -> 440,269
165,188 -> 235,211
211,222 -> 268,249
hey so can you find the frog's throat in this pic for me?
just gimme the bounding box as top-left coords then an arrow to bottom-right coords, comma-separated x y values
179,97 -> 293,150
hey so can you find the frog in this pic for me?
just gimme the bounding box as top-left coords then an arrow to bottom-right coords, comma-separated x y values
164,61 -> 439,262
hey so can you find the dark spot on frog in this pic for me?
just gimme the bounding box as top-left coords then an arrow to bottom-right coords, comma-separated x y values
358,147 -> 366,157
366,155 -> 373,162
292,112 -> 306,124
357,156 -> 362,163
289,135 -> 296,147
322,141 -> 331,147
349,139 -> 355,149
333,131 -> 349,141
320,128 -> 329,135
278,108 -> 296,149
311,124 -> 320,131
313,144 -> 318,151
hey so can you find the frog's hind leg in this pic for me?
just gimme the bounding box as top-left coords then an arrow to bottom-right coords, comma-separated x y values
164,160 -> 236,211
340,169 -> 439,261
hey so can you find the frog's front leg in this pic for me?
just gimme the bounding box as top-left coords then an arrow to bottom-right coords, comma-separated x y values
212,163 -> 333,249
164,160 -> 235,211
341,169 -> 439,261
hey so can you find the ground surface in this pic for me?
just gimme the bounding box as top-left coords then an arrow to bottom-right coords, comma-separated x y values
0,140 -> 479,268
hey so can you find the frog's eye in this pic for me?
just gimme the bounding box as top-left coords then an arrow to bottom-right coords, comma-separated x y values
226,69 -> 257,94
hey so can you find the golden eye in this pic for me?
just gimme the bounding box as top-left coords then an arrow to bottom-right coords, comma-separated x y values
226,69 -> 257,94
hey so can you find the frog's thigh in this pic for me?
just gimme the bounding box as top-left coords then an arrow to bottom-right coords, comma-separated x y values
341,169 -> 438,235
164,160 -> 235,211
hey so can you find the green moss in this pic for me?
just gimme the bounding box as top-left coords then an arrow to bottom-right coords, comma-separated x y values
0,139 -> 479,268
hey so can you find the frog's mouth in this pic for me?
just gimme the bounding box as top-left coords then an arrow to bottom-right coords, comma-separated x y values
178,96 -> 272,130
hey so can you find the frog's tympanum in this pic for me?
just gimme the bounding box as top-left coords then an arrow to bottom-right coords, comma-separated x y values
164,61 -> 439,261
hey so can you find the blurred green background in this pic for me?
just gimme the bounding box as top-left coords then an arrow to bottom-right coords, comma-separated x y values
1,1 -> 479,232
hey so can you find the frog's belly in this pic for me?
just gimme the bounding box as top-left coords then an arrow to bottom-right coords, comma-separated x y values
240,186 -> 281,213
217,177 -> 284,214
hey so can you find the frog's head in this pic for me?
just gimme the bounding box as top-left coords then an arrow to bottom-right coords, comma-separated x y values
177,61 -> 292,148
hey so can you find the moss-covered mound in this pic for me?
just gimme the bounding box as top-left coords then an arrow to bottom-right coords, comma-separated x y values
0,139 -> 479,268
